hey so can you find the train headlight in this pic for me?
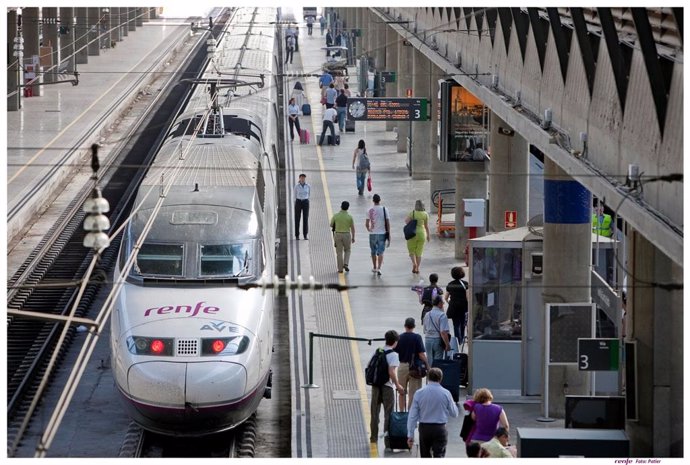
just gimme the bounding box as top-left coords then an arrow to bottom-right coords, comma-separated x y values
127,336 -> 174,356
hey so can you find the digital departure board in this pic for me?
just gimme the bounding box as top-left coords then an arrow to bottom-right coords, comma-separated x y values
347,98 -> 428,121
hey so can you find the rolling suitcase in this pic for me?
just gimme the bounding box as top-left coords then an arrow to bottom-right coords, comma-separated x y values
386,402 -> 411,451
454,352 -> 468,387
455,337 -> 468,387
345,119 -> 355,132
301,103 -> 311,116
300,128 -> 310,144
327,134 -> 340,145
433,353 -> 462,402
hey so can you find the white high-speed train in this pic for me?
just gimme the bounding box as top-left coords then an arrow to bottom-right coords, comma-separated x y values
110,7 -> 280,436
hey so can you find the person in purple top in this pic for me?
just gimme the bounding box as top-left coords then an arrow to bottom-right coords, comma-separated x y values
468,388 -> 510,443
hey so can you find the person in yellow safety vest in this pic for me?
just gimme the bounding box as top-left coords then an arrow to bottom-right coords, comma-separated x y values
592,204 -> 613,237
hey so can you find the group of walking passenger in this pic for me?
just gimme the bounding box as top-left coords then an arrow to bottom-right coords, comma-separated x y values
366,260 -> 513,457
371,315 -> 513,457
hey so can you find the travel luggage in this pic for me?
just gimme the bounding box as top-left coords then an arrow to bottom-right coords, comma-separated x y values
454,352 -> 468,387
345,119 -> 355,132
300,128 -> 310,144
455,336 -> 468,387
386,402 -> 411,451
327,134 -> 340,145
302,103 -> 311,116
433,354 -> 462,402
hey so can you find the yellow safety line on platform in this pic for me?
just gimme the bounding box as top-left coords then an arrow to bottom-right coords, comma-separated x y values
313,117 -> 376,458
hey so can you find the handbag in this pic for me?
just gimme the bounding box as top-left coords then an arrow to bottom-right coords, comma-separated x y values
404,211 -> 417,240
367,174 -> 372,192
408,354 -> 428,379
320,96 -> 327,105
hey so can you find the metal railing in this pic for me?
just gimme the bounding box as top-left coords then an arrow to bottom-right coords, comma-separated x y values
302,331 -> 384,388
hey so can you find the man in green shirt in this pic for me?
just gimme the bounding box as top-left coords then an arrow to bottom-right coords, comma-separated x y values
330,201 -> 356,273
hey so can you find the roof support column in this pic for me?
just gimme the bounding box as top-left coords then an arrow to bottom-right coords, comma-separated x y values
22,8 -> 40,68
542,158 -> 591,417
74,8 -> 89,63
454,162 -> 488,260
396,37 -> 413,153
488,114 -> 529,231
384,24 -> 398,131
626,232 -> 683,456
58,7 -> 75,73
7,9 -> 20,111
87,7 -> 100,56
429,64 -> 454,209
410,48 -> 430,180
41,7 -> 59,84
110,8 -> 122,43
373,16 -> 385,72
354,8 -> 364,57
128,8 -> 136,32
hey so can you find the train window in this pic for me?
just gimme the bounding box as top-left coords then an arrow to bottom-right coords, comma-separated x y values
200,242 -> 253,277
136,243 -> 184,277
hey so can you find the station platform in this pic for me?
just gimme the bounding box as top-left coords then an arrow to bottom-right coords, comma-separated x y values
5,12 -> 569,459
6,15 -> 195,275
283,22 -> 564,459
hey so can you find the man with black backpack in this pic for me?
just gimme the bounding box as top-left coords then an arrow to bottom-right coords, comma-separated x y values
366,330 -> 404,444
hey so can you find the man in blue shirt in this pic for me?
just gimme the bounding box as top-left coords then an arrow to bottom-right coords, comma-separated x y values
319,71 -> 333,102
406,367 -> 458,457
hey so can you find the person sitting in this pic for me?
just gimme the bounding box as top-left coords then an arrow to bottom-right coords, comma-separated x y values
480,427 -> 515,458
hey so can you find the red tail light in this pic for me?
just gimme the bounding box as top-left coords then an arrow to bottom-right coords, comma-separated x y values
211,339 -> 226,353
150,339 -> 166,354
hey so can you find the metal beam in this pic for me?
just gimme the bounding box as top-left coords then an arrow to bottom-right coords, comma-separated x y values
528,8 -> 547,71
570,8 -> 596,96
631,7 -> 670,137
497,8 -> 512,53
474,8 -> 484,41
598,8 -> 632,114
371,8 -> 682,265
511,8 -> 529,62
486,9 -> 497,45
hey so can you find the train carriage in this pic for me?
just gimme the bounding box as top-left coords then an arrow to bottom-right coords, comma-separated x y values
110,7 -> 280,436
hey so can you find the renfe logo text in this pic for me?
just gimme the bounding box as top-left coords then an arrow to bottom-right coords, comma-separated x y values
144,301 -> 220,317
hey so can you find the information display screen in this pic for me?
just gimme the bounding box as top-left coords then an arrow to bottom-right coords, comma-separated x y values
347,98 -> 428,121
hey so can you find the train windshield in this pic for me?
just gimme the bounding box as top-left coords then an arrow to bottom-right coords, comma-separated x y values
136,243 -> 184,277
200,241 -> 255,277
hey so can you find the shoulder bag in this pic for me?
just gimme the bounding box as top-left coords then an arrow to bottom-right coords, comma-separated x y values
403,211 -> 417,240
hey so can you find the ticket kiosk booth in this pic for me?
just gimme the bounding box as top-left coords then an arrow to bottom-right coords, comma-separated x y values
467,227 -> 618,398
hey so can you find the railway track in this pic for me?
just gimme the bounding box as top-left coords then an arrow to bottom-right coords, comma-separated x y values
119,415 -> 259,458
6,10 -> 234,456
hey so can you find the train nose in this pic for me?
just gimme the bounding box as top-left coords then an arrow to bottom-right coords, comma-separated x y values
185,362 -> 247,405
127,361 -> 247,407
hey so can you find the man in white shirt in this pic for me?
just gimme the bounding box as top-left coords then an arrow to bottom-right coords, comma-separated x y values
369,330 -> 404,445
285,35 -> 295,65
365,194 -> 390,275
318,107 -> 338,145
294,173 -> 310,240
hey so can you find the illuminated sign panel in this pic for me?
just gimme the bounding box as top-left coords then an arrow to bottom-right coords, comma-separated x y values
347,98 -> 428,121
